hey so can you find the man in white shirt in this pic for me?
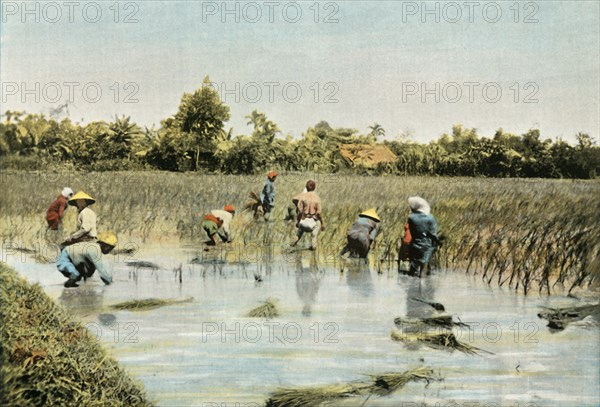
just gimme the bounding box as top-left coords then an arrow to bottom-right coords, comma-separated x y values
62,191 -> 98,247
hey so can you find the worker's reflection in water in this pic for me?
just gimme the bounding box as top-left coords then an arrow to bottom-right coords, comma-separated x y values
404,274 -> 437,319
345,259 -> 374,297
295,253 -> 322,316
59,285 -> 105,316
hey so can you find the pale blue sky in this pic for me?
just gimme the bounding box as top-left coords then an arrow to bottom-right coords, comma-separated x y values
1,1 -> 598,143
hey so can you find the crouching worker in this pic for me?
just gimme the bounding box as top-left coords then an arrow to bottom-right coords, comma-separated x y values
57,231 -> 117,288
202,205 -> 235,246
340,208 -> 380,258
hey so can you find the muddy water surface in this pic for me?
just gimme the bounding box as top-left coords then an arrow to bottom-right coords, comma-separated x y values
9,245 -> 600,407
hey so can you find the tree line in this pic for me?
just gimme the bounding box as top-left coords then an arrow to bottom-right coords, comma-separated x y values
1,77 -> 598,178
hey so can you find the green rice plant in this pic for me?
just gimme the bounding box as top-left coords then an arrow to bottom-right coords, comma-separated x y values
1,172 -> 598,295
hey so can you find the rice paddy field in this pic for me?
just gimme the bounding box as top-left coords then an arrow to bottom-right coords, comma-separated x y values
1,171 -> 600,406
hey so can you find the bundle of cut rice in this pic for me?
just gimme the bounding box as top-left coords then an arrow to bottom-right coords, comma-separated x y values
110,297 -> 193,311
244,191 -> 264,219
391,330 -> 492,355
247,298 -> 280,318
394,315 -> 468,329
265,367 -> 440,406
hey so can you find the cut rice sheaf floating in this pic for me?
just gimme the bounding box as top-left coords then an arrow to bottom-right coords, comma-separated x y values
265,367 -> 440,407
394,315 -> 469,329
537,303 -> 600,330
247,298 -> 280,318
110,297 -> 193,311
391,330 -> 492,355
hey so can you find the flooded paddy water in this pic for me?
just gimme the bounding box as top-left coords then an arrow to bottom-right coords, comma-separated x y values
8,244 -> 600,407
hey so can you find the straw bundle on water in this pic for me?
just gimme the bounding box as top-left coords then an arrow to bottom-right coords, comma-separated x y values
247,298 -> 280,318
537,303 -> 600,330
366,367 -> 438,396
110,297 -> 193,311
394,315 -> 469,329
265,383 -> 360,407
391,330 -> 492,355
265,367 -> 439,406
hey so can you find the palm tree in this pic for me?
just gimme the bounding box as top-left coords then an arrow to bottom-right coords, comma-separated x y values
368,123 -> 385,143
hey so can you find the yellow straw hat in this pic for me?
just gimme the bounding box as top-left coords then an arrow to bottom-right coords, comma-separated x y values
359,208 -> 380,222
68,191 -> 96,206
97,231 -> 118,247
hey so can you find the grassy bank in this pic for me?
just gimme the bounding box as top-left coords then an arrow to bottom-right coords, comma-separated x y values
1,171 -> 599,294
0,263 -> 153,406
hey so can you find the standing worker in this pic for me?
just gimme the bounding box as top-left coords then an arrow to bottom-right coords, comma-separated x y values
62,191 -> 97,247
57,231 -> 117,287
285,187 -> 307,221
46,187 -> 74,230
260,171 -> 277,221
291,180 -> 324,251
397,222 -> 412,272
202,205 -> 235,245
340,208 -> 381,258
406,196 -> 439,277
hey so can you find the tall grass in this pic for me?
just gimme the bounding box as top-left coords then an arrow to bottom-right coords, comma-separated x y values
0,263 -> 152,406
1,171 -> 598,294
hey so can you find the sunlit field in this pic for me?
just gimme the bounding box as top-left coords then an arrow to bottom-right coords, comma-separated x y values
2,171 -> 598,295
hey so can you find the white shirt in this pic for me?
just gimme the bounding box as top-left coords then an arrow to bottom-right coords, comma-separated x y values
210,210 -> 233,239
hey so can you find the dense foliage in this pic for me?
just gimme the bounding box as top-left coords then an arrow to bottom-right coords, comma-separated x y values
1,78 -> 598,178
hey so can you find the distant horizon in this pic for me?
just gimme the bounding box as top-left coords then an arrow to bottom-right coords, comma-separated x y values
0,101 -> 592,147
1,1 -> 598,144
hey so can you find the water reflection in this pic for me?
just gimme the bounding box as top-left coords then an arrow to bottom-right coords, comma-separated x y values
295,253 -> 322,316
403,275 -> 438,318
345,259 -> 374,297
59,284 -> 106,316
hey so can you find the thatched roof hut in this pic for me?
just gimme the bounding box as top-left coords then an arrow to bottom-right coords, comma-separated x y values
339,144 -> 398,168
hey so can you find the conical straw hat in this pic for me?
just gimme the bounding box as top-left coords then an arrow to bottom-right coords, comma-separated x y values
359,208 -> 380,222
97,231 -> 117,246
68,191 -> 96,206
